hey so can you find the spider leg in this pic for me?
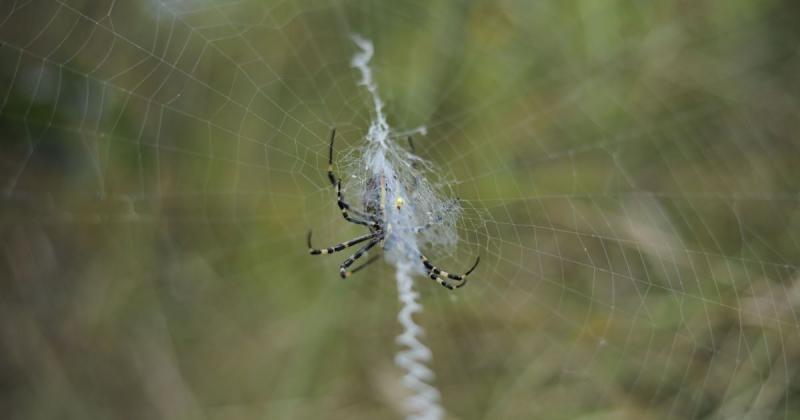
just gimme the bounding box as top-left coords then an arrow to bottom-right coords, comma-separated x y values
307,230 -> 379,255
420,254 -> 480,290
336,180 -> 379,227
340,237 -> 382,278
327,128 -> 338,187
326,128 -> 378,228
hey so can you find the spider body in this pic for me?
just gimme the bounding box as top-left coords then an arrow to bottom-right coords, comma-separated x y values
363,176 -> 381,212
362,175 -> 386,226
307,129 -> 479,290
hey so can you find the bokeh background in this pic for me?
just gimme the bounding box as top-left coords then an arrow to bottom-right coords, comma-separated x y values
2,1 -> 800,419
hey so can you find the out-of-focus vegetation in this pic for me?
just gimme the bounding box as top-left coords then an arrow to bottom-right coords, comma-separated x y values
2,1 -> 800,419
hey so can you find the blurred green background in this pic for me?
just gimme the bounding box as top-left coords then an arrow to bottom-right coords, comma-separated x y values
2,0 -> 800,419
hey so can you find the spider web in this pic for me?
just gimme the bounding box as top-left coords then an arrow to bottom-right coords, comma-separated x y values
1,1 -> 800,419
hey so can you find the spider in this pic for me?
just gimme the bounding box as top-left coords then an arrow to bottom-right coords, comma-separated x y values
307,129 -> 480,290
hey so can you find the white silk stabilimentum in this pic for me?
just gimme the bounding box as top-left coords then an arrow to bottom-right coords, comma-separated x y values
350,34 -> 457,420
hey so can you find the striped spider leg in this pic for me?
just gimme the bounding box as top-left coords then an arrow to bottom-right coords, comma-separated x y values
307,128 -> 480,290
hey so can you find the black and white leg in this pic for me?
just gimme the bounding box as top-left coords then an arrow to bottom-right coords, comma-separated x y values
326,128 -> 378,228
420,254 -> 480,290
308,231 -> 379,255
336,180 -> 378,227
340,238 -> 382,278
327,128 -> 339,187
